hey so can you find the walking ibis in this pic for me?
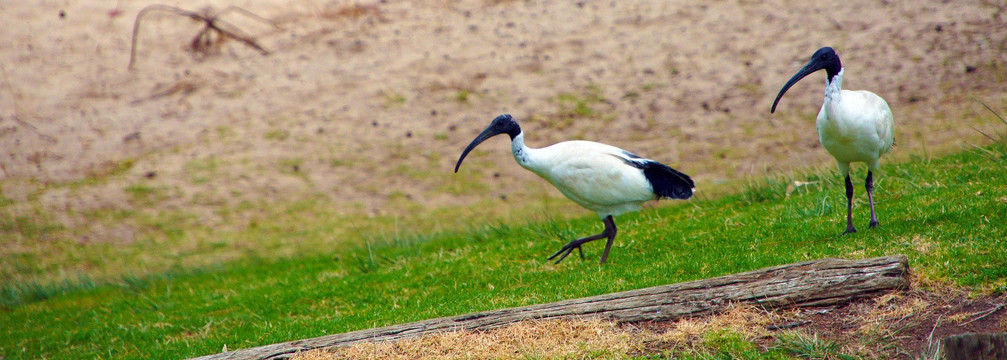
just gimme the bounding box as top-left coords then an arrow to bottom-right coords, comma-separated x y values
454,114 -> 695,264
771,47 -> 895,235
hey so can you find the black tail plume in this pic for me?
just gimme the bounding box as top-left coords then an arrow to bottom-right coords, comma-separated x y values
641,162 -> 694,200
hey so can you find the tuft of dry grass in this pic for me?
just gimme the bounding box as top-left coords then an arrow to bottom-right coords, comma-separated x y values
298,318 -> 638,360
853,292 -> 933,344
291,305 -> 776,360
661,304 -> 777,343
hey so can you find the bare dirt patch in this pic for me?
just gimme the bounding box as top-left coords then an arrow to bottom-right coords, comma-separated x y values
634,287 -> 1007,359
791,288 -> 1007,358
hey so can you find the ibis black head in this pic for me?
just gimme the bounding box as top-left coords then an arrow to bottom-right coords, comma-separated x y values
454,114 -> 522,173
771,47 -> 843,113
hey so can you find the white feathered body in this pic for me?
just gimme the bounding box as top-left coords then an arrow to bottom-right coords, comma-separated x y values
816,69 -> 894,174
510,134 -> 658,218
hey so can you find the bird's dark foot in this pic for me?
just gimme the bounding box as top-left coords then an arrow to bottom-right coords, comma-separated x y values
547,241 -> 586,264
842,226 -> 857,236
869,220 -> 880,228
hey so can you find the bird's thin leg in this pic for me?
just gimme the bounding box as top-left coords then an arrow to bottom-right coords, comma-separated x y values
547,232 -> 605,264
866,170 -> 879,228
843,174 -> 857,235
598,216 -> 618,264
547,216 -> 616,264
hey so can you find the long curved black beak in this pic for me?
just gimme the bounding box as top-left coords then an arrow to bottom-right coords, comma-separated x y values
454,126 -> 504,173
771,59 -> 826,113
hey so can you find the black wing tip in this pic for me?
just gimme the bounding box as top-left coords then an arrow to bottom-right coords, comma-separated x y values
671,180 -> 696,200
664,186 -> 694,200
640,161 -> 695,200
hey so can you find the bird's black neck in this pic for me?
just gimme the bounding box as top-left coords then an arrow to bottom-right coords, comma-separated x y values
504,123 -> 521,140
825,60 -> 842,84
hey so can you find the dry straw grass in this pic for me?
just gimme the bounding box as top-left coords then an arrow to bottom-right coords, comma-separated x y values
291,305 -> 776,360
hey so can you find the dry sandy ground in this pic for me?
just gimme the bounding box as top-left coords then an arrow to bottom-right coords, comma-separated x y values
2,0 -> 1006,264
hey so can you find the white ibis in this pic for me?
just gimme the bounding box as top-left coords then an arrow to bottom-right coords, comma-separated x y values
771,47 -> 895,235
454,114 -> 694,264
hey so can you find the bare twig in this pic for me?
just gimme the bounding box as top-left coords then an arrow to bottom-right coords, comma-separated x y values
876,312 -> 915,324
0,65 -> 56,143
920,314 -> 944,360
766,320 -> 811,330
215,5 -> 280,29
8,115 -> 56,143
128,4 -> 276,70
961,303 -> 1005,326
928,314 -> 942,343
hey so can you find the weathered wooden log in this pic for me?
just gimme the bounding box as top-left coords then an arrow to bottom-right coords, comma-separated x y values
190,255 -> 909,360
941,333 -> 1007,360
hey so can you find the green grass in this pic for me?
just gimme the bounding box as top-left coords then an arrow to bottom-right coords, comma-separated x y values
2,142 -> 1006,359
689,329 -> 796,360
555,84 -> 606,119
455,89 -> 472,102
773,331 -> 856,360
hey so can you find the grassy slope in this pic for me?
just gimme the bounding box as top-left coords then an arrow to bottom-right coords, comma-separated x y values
2,142 -> 1006,359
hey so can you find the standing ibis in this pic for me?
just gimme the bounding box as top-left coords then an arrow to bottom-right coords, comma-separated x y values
454,114 -> 695,264
771,47 -> 895,235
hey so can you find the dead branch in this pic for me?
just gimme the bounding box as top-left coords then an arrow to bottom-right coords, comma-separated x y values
128,4 -> 277,70
961,303 -> 1005,326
